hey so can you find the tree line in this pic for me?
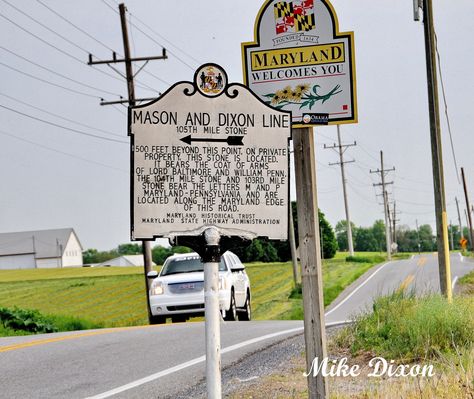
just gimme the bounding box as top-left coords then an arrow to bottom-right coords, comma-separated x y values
82,203 -> 339,265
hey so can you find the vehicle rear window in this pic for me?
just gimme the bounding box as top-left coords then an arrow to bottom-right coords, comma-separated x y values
161,256 -> 227,276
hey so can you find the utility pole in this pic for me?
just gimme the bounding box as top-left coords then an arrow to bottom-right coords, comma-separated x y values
461,167 -> 474,251
392,201 -> 400,251
456,196 -> 464,241
414,0 -> 452,300
465,209 -> 472,250
88,3 -> 168,322
370,151 -> 394,260
323,125 -> 356,255
416,219 -> 421,254
449,221 -> 454,251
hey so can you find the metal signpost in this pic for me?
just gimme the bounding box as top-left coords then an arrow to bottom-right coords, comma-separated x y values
129,64 -> 291,398
242,1 -> 357,397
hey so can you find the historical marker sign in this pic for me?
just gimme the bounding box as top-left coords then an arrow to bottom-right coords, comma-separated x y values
130,64 -> 291,241
242,0 -> 357,126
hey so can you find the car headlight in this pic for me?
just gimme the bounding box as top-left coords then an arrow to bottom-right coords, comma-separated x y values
218,277 -> 227,290
150,281 -> 164,296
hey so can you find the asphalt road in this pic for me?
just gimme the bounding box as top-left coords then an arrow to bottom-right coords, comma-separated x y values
1,253 -> 472,399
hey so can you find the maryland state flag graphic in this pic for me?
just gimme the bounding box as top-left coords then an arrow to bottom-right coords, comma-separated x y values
274,0 -> 315,34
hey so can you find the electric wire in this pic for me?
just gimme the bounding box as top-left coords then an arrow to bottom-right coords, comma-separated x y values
0,91 -> 124,138
0,10 -> 156,92
107,0 -> 202,66
434,31 -> 460,184
0,129 -> 127,173
36,0 -> 117,54
0,103 -> 128,144
0,61 -> 102,99
0,46 -> 122,98
34,0 -> 166,90
99,0 -> 196,72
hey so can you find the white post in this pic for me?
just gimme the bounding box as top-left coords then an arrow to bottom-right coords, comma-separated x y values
203,227 -> 222,399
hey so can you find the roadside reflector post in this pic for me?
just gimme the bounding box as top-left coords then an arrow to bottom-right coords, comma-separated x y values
203,227 -> 222,399
293,127 -> 328,398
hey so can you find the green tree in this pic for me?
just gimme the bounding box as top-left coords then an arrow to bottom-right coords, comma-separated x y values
335,220 -> 356,252
371,220 -> 386,252
354,228 -> 378,252
319,210 -> 338,258
117,243 -> 142,255
419,224 -> 436,252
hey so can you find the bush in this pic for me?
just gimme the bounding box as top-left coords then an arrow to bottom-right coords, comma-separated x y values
0,307 -> 57,334
0,306 -> 102,335
339,292 -> 474,361
346,255 -> 385,263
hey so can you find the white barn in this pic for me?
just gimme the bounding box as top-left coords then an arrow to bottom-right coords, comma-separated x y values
0,228 -> 83,270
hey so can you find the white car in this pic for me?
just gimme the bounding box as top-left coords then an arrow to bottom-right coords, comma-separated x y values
146,251 -> 251,324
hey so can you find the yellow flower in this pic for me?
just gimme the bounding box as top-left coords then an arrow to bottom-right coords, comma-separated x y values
280,86 -> 292,99
289,90 -> 303,102
294,83 -> 310,94
271,90 -> 285,105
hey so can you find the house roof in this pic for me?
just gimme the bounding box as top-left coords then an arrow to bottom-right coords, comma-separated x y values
96,255 -> 156,267
0,228 -> 81,259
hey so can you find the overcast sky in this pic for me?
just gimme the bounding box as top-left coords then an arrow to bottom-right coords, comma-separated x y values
1,0 -> 473,250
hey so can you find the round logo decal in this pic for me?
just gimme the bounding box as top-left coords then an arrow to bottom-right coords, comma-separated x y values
302,114 -> 311,124
195,64 -> 226,97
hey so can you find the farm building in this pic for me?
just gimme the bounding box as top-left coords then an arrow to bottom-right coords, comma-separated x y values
0,228 -> 83,270
95,255 -> 154,267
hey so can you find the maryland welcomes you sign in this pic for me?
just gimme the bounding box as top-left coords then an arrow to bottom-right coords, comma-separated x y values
242,0 -> 357,126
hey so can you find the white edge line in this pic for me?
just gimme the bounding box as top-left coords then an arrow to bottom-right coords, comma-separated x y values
325,262 -> 390,317
87,260 -> 387,399
85,326 -> 303,399
452,276 -> 458,290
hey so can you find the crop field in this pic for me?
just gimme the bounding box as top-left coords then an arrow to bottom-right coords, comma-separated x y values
0,253 -> 395,333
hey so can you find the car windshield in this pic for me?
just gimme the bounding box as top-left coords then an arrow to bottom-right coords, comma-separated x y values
160,256 -> 227,276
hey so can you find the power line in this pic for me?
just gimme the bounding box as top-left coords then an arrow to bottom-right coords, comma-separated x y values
434,31 -> 460,184
0,129 -> 127,173
0,10 -> 155,92
124,6 -> 202,66
0,46 -> 122,98
0,61 -> 101,99
0,103 -> 128,144
36,0 -> 117,54
99,0 -> 196,72
35,0 -> 168,89
0,91 -> 124,138
2,0 -> 92,55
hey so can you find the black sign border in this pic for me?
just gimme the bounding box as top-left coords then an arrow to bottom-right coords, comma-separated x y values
241,0 -> 357,127
128,64 -> 293,243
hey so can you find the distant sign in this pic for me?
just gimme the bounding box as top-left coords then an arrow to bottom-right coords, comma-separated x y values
242,0 -> 357,126
129,64 -> 291,241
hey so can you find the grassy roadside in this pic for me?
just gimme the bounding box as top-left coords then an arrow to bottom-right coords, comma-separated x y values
0,252 -> 397,336
228,271 -> 474,398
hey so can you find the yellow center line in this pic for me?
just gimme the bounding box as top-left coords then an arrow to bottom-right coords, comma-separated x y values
417,257 -> 427,267
0,324 -> 168,353
398,274 -> 415,292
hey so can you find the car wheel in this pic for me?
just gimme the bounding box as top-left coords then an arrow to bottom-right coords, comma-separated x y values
239,292 -> 251,321
224,291 -> 237,321
149,315 -> 166,325
171,315 -> 187,323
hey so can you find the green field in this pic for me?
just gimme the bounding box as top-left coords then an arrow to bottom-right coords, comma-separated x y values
0,253 -> 394,334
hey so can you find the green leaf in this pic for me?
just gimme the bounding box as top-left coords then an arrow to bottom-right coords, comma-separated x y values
299,101 -> 310,109
263,93 -> 275,98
